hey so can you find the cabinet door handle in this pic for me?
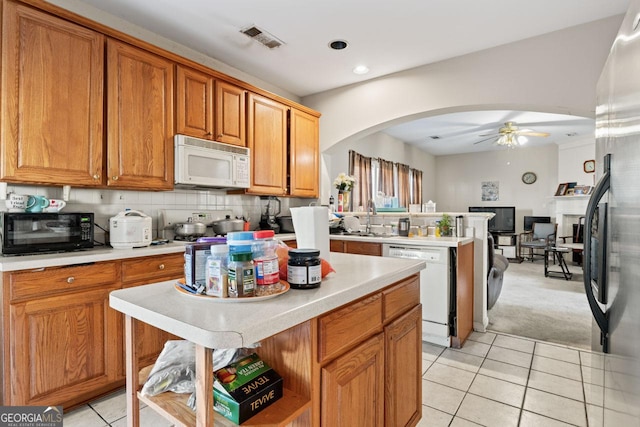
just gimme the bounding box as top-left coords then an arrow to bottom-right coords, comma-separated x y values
158,264 -> 165,270
93,174 -> 100,180
112,176 -> 119,181
67,277 -> 75,284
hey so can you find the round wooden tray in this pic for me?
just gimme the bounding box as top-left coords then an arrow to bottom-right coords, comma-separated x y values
174,280 -> 290,302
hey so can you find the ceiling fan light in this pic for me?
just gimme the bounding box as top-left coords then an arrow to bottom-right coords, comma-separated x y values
517,135 -> 528,144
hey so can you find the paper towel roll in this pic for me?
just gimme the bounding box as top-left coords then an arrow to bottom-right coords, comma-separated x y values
290,206 -> 330,260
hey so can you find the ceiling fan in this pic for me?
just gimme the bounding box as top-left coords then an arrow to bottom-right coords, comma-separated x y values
474,121 -> 550,148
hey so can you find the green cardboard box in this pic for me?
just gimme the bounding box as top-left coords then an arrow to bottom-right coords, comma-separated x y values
213,353 -> 283,424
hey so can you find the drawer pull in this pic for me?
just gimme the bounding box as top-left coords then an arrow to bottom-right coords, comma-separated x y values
158,264 -> 165,270
67,277 -> 75,284
112,176 -> 119,181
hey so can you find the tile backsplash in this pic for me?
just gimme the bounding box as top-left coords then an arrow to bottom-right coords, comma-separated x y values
4,184 -> 314,243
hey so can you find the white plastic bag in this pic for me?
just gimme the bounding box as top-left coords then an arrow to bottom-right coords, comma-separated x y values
141,340 -> 195,397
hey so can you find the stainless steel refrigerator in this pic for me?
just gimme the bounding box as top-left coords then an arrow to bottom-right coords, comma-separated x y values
584,0 -> 640,424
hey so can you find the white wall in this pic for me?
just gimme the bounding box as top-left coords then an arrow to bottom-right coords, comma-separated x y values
326,132 -> 436,205
46,0 -> 300,102
435,144 -> 558,233
557,138 -> 597,186
303,16 -> 622,204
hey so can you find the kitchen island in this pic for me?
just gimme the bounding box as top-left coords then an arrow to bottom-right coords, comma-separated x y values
110,252 -> 425,426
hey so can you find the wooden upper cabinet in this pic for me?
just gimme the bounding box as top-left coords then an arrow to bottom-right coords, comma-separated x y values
175,68 -> 246,147
0,1 -> 104,186
247,92 -> 288,195
290,108 -> 319,197
215,80 -> 246,146
106,39 -> 175,190
176,65 -> 214,139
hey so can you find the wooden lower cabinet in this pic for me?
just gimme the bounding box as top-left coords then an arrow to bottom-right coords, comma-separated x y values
1,253 -> 184,409
330,239 -> 382,256
317,274 -> 421,427
321,333 -> 385,427
385,305 -> 422,427
7,284 -> 122,408
329,239 -> 345,252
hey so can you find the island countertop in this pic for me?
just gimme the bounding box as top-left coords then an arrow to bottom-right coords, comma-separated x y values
109,252 -> 425,349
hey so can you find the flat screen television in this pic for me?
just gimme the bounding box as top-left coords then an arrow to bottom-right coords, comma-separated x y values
523,216 -> 551,232
468,206 -> 516,234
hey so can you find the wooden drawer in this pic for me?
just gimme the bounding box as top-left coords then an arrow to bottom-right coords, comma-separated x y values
329,240 -> 345,252
318,293 -> 382,362
344,241 -> 381,256
382,274 -> 420,323
8,261 -> 119,302
121,253 -> 184,285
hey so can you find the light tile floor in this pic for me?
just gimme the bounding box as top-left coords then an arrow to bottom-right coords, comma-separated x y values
63,331 -> 611,426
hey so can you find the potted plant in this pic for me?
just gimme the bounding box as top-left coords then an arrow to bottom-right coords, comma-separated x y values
439,213 -> 452,236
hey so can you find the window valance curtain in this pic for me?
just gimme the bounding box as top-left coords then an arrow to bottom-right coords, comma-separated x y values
348,150 -> 423,209
349,150 -> 371,211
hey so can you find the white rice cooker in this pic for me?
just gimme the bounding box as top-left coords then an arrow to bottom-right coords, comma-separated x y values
109,210 -> 152,249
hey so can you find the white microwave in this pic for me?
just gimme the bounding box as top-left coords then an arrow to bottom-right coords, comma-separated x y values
174,135 -> 250,189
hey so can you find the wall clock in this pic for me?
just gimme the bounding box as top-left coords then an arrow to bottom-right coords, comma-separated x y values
522,171 -> 537,185
584,159 -> 596,173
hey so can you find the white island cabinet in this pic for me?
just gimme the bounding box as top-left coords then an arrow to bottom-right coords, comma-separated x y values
110,252 -> 426,427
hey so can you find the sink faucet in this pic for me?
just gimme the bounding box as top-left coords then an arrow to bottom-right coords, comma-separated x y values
366,199 -> 377,234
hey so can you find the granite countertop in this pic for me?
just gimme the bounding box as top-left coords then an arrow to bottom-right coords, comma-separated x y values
109,252 -> 425,349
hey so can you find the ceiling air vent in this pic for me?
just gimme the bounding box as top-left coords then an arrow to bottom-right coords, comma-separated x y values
240,25 -> 284,49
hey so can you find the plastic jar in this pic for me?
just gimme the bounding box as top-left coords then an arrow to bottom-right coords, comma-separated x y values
253,230 -> 280,296
228,252 -> 255,298
205,244 -> 229,297
226,231 -> 255,254
287,249 -> 321,289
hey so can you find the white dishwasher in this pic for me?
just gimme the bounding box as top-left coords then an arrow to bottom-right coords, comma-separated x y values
382,244 -> 454,347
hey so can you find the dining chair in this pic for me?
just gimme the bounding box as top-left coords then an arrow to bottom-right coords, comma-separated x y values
518,222 -> 558,261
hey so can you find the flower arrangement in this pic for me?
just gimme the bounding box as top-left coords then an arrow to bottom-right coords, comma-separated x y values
333,173 -> 356,192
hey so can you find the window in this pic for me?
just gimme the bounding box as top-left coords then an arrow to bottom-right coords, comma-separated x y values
349,150 -> 422,208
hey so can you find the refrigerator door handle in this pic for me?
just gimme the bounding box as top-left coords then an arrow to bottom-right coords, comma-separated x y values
583,154 -> 610,342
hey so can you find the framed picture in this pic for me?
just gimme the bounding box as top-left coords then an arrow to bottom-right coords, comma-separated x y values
574,185 -> 591,195
566,188 -> 575,196
555,183 -> 568,196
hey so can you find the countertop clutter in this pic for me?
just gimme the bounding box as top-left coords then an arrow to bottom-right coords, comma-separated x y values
0,232 -> 470,272
110,252 -> 426,348
110,252 -> 426,426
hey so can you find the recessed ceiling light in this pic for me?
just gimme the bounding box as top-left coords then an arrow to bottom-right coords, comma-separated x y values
566,132 -> 578,137
353,65 -> 369,75
329,40 -> 348,50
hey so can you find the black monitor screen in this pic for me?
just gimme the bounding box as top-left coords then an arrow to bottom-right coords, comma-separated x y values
523,216 -> 551,232
468,206 -> 516,234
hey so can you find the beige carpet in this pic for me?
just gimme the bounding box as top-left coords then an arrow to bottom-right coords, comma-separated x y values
487,258 -> 593,350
